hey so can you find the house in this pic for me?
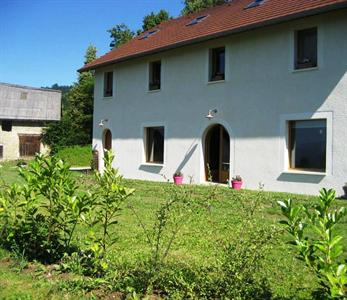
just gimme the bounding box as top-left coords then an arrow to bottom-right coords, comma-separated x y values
0,83 -> 61,160
80,0 -> 347,196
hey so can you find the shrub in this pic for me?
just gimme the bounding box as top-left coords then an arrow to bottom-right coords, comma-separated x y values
0,154 -> 91,263
278,188 -> 347,298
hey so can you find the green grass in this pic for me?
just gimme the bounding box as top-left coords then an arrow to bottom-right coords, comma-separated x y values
55,145 -> 92,167
0,166 -> 346,299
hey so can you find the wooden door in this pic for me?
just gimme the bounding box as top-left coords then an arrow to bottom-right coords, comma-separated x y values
103,129 -> 112,151
19,135 -> 41,157
205,125 -> 230,183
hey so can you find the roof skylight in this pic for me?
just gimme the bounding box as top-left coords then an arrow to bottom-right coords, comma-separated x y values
138,29 -> 160,40
186,15 -> 209,26
245,0 -> 265,9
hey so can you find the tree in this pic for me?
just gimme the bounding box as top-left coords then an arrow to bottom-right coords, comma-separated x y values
181,0 -> 225,15
142,10 -> 171,32
42,45 -> 97,151
108,23 -> 134,49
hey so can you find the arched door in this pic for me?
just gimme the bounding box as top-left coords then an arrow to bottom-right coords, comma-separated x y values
103,129 -> 112,151
204,124 -> 230,183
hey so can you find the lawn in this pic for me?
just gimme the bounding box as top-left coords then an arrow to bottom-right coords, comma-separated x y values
56,145 -> 92,167
0,160 -> 346,299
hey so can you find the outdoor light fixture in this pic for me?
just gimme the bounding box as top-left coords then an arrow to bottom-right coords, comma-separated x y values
98,118 -> 108,127
205,109 -> 218,120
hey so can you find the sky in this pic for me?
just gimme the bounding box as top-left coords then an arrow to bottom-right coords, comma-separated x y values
0,0 -> 183,88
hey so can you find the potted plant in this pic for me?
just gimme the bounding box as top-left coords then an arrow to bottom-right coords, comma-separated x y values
343,183 -> 347,199
173,171 -> 183,185
231,175 -> 243,190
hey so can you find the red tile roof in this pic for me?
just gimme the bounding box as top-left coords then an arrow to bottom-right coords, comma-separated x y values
79,0 -> 347,72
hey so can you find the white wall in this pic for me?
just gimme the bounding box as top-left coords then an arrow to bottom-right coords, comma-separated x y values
92,10 -> 347,196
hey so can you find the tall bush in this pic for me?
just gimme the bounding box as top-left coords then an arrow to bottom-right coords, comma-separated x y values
278,188 -> 347,298
0,154 -> 91,263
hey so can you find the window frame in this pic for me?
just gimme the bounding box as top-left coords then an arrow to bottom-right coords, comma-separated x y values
209,47 -> 226,82
294,27 -> 318,70
288,119 -> 327,172
103,71 -> 113,98
280,112 -> 332,176
148,60 -> 161,91
141,122 -> 166,166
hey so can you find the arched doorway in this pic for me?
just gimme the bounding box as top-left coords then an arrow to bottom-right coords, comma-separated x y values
204,124 -> 230,183
103,129 -> 112,151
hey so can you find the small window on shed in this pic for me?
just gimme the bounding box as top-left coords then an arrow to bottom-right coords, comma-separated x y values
103,71 -> 113,97
0,145 -> 3,159
295,28 -> 317,70
149,61 -> 161,91
1,121 -> 12,132
20,92 -> 28,100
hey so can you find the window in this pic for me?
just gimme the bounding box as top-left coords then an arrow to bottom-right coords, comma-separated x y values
103,71 -> 113,97
145,126 -> 164,164
186,15 -> 209,26
209,47 -> 225,82
1,120 -> 12,132
20,92 -> 28,100
139,29 -> 159,40
288,119 -> 326,172
0,145 -> 3,159
149,61 -> 161,91
245,0 -> 265,9
295,28 -> 317,70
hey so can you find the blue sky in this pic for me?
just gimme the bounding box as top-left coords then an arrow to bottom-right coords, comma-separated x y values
0,0 -> 183,88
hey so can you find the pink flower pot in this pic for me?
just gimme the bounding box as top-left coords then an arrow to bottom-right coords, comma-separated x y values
231,180 -> 242,190
173,176 -> 183,185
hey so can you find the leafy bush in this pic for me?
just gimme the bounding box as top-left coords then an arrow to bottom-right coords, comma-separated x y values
0,154 -> 91,263
278,188 -> 347,298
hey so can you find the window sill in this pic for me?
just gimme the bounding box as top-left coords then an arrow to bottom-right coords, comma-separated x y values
147,89 -> 161,94
292,66 -> 319,73
282,169 -> 326,176
207,79 -> 225,85
103,96 -> 113,100
141,162 -> 164,167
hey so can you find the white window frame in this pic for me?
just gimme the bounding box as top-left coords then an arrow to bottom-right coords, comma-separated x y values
288,25 -> 324,73
147,59 -> 164,93
103,70 -> 114,99
206,45 -> 227,84
141,122 -> 167,166
280,111 -> 333,175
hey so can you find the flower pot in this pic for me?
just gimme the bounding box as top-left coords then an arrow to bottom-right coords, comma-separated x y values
231,180 -> 242,190
173,176 -> 183,185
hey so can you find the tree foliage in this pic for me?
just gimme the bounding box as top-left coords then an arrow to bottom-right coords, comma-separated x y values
181,0 -> 225,15
108,23 -> 134,49
142,9 -> 171,32
109,10 -> 171,49
42,45 -> 96,151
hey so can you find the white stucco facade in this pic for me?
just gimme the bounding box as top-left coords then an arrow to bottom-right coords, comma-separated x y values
92,10 -> 347,196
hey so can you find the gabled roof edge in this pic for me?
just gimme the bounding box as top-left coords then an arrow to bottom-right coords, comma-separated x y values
79,1 -> 347,73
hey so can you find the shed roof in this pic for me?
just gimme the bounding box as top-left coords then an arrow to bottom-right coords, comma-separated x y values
0,82 -> 61,121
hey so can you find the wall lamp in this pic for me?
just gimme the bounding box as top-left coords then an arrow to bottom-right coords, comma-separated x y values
205,109 -> 218,120
98,118 -> 108,127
